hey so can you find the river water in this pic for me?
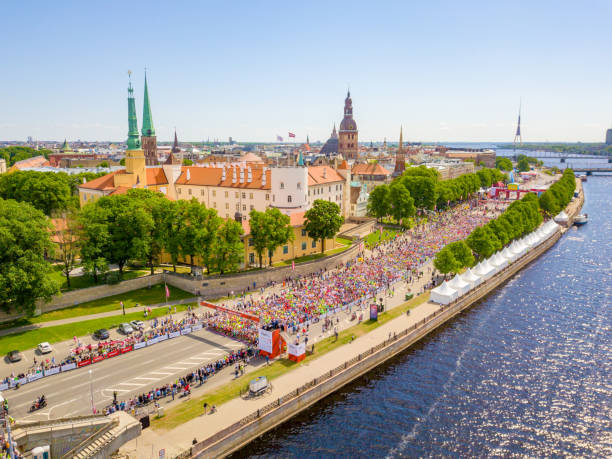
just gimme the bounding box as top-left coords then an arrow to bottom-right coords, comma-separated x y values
233,177 -> 611,458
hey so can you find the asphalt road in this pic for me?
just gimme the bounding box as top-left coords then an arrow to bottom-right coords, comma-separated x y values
4,327 -> 247,420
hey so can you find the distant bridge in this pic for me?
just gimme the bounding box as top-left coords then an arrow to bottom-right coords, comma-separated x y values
509,152 -> 612,161
567,167 -> 612,175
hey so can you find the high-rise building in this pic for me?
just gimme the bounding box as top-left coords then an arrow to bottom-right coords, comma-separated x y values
141,72 -> 158,165
338,91 -> 358,159
606,128 -> 612,145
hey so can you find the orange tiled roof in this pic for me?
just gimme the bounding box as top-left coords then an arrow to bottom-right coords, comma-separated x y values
9,155 -> 49,170
79,171 -> 120,191
307,166 -> 344,186
338,160 -> 349,170
176,166 -> 271,190
109,186 -> 130,196
351,163 -> 391,176
146,167 -> 168,185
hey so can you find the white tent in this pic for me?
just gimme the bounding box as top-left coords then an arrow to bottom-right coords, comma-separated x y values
472,262 -> 486,278
491,252 -> 508,270
430,281 -> 458,305
514,239 -> 528,256
554,211 -> 569,223
479,259 -> 497,279
461,268 -> 481,288
502,247 -> 516,262
448,274 -> 470,296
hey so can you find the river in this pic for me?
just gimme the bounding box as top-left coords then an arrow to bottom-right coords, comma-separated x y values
232,176 -> 611,458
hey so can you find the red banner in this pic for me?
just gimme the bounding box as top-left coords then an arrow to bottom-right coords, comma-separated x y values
200,301 -> 259,323
93,355 -> 105,363
120,346 -> 133,354
77,359 -> 91,367
107,350 -> 120,358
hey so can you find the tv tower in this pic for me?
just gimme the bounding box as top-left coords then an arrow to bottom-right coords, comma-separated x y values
513,100 -> 522,149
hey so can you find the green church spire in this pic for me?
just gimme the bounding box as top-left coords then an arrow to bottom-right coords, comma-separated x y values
127,74 -> 141,150
141,71 -> 155,137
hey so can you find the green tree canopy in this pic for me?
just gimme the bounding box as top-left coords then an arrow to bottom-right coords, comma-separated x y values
0,171 -> 73,215
0,146 -> 52,166
264,208 -> 294,265
213,219 -> 244,274
401,176 -> 437,210
434,246 -> 461,275
467,226 -> 501,259
367,184 -> 391,222
389,183 -> 415,224
0,198 -> 59,315
447,240 -> 475,268
304,199 -> 344,253
495,157 -> 513,171
517,157 -> 530,172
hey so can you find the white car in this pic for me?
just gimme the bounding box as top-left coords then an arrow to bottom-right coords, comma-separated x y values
129,320 -> 144,330
119,323 -> 134,334
37,342 -> 52,354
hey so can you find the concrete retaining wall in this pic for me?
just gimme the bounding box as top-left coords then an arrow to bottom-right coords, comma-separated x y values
191,226 -> 566,458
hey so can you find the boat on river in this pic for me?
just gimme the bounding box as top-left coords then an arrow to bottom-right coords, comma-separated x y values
574,214 -> 588,226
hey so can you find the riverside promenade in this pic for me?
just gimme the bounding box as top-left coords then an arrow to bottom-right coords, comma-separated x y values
119,180 -> 584,459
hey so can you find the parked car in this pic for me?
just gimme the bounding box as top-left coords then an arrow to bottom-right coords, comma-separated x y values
93,329 -> 110,340
7,350 -> 22,362
37,342 -> 53,354
129,320 -> 144,330
118,323 -> 133,335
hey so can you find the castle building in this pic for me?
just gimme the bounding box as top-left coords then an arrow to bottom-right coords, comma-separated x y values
141,72 -> 158,165
338,91 -> 358,159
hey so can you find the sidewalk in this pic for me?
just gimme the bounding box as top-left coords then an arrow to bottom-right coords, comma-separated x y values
0,297 -> 199,338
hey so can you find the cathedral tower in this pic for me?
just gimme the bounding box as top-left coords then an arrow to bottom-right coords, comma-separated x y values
338,91 -> 358,159
141,72 -> 158,165
393,126 -> 406,177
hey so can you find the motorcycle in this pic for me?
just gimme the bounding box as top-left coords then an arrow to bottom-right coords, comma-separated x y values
30,396 -> 47,412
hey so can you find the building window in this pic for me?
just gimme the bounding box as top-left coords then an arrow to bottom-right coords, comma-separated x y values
329,186 -> 331,192
178,188 -> 182,194
201,189 -> 205,196
250,205 -> 254,210
301,242 -> 307,250
297,182 -> 301,189
235,192 -> 239,198
249,193 -> 253,199
301,229 -> 306,236
242,205 -> 246,211
213,202 -> 217,208
236,203 -> 240,210
266,193 -> 270,200
283,245 -> 288,254
312,240 -> 316,248
212,190 -> 216,197
242,192 -> 246,199
188,189 -> 192,195
225,203 -> 229,209
280,182 -> 284,189
249,253 -> 255,264
287,195 -> 292,203
225,191 -> 228,197
249,238 -> 254,246
273,194 -> 275,202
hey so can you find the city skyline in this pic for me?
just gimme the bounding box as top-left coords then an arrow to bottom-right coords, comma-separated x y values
2,0 -> 611,143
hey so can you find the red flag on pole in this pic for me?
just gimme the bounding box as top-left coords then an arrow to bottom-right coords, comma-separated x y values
291,260 -> 295,271
288,132 -> 296,138
165,284 -> 170,298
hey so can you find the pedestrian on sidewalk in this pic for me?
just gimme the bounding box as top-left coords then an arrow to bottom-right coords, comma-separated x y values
203,402 -> 208,414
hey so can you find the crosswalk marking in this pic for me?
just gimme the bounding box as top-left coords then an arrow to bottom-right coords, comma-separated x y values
148,371 -> 172,376
131,377 -> 159,381
116,382 -> 145,387
163,366 -> 188,370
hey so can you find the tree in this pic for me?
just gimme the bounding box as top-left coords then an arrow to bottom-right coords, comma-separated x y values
447,240 -> 475,268
401,176 -> 436,210
182,159 -> 193,166
0,198 -> 59,315
434,246 -> 461,275
263,208 -> 293,265
248,209 -> 270,268
52,208 -> 80,289
177,199 -> 220,274
0,171 -> 73,215
495,157 -> 513,171
0,146 -> 52,166
213,219 -> 244,274
119,158 -> 126,166
466,226 -> 501,259
389,183 -> 415,224
78,211 -> 109,283
98,161 -> 110,168
367,185 -> 391,222
402,165 -> 439,180
304,200 -> 344,254
517,157 -> 530,172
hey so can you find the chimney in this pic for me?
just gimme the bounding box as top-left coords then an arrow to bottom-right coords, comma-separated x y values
232,167 -> 237,184
247,167 -> 252,183
222,167 -> 226,181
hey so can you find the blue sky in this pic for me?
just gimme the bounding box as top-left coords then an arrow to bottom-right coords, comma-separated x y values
1,0 -> 611,143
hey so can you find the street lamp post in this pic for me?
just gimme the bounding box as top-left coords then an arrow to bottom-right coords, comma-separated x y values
88,369 -> 95,414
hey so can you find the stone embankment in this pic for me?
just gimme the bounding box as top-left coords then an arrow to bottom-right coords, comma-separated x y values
186,183 -> 584,459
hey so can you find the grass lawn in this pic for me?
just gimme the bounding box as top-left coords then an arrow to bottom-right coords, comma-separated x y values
152,292 -> 429,431
49,266 -> 150,292
365,228 -> 399,248
273,238 -> 353,267
0,303 -> 195,356
0,285 -> 193,332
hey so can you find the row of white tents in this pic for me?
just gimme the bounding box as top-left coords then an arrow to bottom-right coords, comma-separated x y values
430,220 -> 561,305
